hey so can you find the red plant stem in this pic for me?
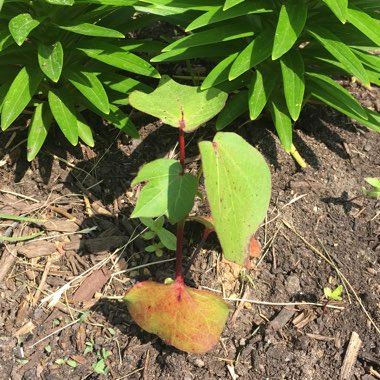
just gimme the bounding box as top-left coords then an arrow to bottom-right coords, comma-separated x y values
175,218 -> 185,284
175,111 -> 187,284
179,111 -> 185,176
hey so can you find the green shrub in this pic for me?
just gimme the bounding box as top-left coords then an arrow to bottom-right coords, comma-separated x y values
141,0 -> 380,153
0,0 -> 163,160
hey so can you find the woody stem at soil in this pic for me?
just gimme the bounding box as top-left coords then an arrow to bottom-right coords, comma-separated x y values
175,112 -> 186,284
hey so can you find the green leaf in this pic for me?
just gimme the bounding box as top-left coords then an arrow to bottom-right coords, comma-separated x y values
307,25 -> 370,85
280,49 -> 305,121
199,132 -> 271,265
48,89 -> 78,145
201,53 -> 238,90
324,285 -> 343,301
272,0 -> 308,60
124,280 -> 229,353
365,177 -> 380,188
157,228 -> 176,250
322,0 -> 348,23
347,5 -> 380,46
57,23 -> 124,38
129,75 -> 228,132
224,0 -> 244,10
131,159 -> 197,224
38,42 -> 64,83
0,231 -> 44,242
306,72 -> 368,120
215,90 -> 248,130
77,115 -> 95,147
163,23 -> 253,51
27,102 -> 53,161
1,66 -> 43,130
8,13 -> 40,46
248,65 -> 279,120
186,1 -> 273,31
0,214 -> 46,223
101,72 -> 152,94
268,89 -> 293,153
78,42 -> 160,78
45,0 -> 74,5
65,70 -> 109,114
229,27 -> 274,80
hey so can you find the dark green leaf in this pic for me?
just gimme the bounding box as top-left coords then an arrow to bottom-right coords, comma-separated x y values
280,49 -> 305,121
57,23 -> 124,38
268,89 -> 293,153
27,102 -> 52,161
272,0 -> 307,60
216,90 -> 248,130
306,71 -> 367,119
248,65 -> 279,120
229,27 -> 274,80
307,25 -> 370,85
9,13 -> 40,46
322,0 -> 348,23
38,42 -> 63,83
65,70 -> 110,114
77,115 -> 95,147
48,88 -> 78,145
1,66 -> 43,130
347,5 -> 380,46
78,42 -> 160,78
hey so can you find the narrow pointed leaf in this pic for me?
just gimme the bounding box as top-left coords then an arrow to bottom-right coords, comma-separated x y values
27,102 -> 52,161
216,90 -> 248,130
224,0 -> 244,10
268,89 -> 293,153
48,89 -> 78,145
57,23 -> 124,38
77,115 -> 95,147
347,5 -> 380,46
307,26 -> 370,85
129,75 -> 228,132
131,159 -> 197,224
45,0 -> 74,5
1,66 -> 43,130
280,49 -> 305,121
9,13 -> 40,46
124,281 -> 229,353
163,23 -> 253,51
201,53 -> 238,90
322,0 -> 348,23
38,42 -> 64,83
199,132 -> 271,266
78,42 -> 160,78
229,27 -> 273,80
65,70 -> 109,114
248,65 -> 279,120
306,71 -> 367,119
272,0 -> 307,60
186,1 -> 273,31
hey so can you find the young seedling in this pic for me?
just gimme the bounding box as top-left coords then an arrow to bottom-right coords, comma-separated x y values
362,177 -> 380,199
140,216 -> 176,257
324,285 -> 344,301
123,76 -> 271,353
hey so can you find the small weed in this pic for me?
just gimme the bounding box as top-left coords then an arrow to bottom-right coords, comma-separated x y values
362,178 -> 380,199
55,358 -> 78,368
324,285 -> 344,301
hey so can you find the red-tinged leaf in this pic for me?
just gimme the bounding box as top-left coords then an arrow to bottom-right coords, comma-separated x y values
124,280 -> 229,353
249,235 -> 261,258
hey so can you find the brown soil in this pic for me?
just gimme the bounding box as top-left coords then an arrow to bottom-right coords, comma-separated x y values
0,80 -> 379,380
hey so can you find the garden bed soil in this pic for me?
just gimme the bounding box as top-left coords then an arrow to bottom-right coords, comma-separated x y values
0,80 -> 379,380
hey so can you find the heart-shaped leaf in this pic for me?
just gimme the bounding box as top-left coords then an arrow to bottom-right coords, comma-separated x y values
124,281 -> 229,353
131,159 -> 197,224
199,132 -> 271,266
129,75 -> 228,132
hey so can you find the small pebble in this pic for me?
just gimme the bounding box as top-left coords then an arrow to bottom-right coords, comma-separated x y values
194,358 -> 205,368
286,275 -> 301,294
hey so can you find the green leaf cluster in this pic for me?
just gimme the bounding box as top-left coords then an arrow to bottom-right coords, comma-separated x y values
143,0 -> 380,152
0,0 -> 161,160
